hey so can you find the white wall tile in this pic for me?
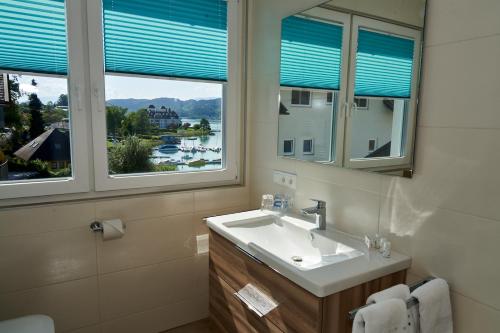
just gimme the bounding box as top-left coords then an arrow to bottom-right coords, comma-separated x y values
95,192 -> 194,222
0,277 -> 100,332
194,187 -> 249,212
97,213 -> 196,274
452,291 -> 500,333
0,202 -> 95,236
0,228 -> 97,293
100,296 -> 208,333
382,127 -> 500,221
99,255 -> 208,321
418,35 -> 500,129
380,198 -> 500,310
424,0 -> 500,46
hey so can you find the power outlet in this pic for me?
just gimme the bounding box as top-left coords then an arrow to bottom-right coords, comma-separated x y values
273,170 -> 297,190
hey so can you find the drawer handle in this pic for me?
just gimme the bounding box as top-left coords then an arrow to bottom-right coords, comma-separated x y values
234,245 -> 264,265
233,292 -> 265,317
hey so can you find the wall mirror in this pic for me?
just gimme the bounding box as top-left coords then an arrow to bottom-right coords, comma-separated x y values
277,0 -> 427,177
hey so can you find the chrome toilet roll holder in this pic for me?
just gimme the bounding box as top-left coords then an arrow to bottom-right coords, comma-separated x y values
90,221 -> 104,232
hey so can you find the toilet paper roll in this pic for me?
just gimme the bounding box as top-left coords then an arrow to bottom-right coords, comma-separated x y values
102,219 -> 125,241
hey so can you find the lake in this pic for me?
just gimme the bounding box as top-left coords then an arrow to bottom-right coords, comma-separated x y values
150,118 -> 223,172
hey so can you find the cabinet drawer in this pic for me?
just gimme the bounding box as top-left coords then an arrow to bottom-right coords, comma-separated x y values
210,270 -> 282,333
209,230 -> 323,333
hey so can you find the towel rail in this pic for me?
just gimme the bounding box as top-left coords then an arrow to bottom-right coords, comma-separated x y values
347,276 -> 435,320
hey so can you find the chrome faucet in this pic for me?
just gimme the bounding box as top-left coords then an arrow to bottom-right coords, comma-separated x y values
301,199 -> 327,230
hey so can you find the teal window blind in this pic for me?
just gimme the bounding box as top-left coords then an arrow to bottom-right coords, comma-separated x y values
355,29 -> 415,98
280,16 -> 343,90
0,0 -> 68,75
103,0 -> 228,82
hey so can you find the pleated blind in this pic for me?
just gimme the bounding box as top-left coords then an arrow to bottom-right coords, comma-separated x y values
103,0 -> 228,82
355,29 -> 415,98
0,0 -> 68,75
281,16 -> 343,90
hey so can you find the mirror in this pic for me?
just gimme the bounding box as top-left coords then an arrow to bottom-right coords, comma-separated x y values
278,0 -> 426,177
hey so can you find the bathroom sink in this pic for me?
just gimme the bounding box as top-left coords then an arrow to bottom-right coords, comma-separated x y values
207,210 -> 411,297
208,210 -> 363,271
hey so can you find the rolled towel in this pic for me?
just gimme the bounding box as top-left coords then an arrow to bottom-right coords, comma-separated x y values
352,299 -> 408,333
366,284 -> 410,304
411,278 -> 453,333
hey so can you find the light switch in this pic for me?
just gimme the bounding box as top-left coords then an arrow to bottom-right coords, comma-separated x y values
273,170 -> 297,190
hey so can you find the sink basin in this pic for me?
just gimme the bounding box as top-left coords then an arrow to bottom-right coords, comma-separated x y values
209,211 -> 364,271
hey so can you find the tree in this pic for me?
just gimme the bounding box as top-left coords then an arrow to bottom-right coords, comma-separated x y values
28,93 -> 44,138
200,118 -> 211,132
120,109 -> 151,136
108,136 -> 153,174
4,76 -> 22,128
106,106 -> 127,137
182,122 -> 191,130
56,94 -> 68,107
43,102 -> 67,125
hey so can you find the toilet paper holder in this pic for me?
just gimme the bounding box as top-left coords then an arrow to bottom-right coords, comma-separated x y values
90,221 -> 104,232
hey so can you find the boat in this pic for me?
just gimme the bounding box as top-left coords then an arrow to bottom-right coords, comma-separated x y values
158,144 -> 179,153
182,154 -> 193,160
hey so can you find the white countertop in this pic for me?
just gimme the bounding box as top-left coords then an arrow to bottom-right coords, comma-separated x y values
207,210 -> 411,297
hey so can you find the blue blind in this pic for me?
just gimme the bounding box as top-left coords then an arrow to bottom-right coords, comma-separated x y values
281,16 -> 343,90
0,0 -> 68,75
103,0 -> 228,82
355,29 -> 415,98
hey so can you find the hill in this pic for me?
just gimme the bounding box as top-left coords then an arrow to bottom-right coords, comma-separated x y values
106,97 -> 222,120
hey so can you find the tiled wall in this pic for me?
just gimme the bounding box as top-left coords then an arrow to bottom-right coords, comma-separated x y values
247,0 -> 500,331
0,187 -> 249,333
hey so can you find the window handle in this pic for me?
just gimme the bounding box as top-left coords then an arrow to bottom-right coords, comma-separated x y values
349,102 -> 358,117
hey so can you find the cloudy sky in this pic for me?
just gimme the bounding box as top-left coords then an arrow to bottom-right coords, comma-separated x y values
16,74 -> 222,104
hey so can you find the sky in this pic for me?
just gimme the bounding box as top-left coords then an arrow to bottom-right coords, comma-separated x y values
15,74 -> 222,104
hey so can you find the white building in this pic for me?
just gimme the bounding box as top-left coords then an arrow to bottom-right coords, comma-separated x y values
147,105 -> 182,129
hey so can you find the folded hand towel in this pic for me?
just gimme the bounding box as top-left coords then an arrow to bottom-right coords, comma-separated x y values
352,299 -> 408,333
367,284 -> 410,304
411,278 -> 453,333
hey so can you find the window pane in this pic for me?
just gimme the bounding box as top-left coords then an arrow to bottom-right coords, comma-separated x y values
301,91 -> 311,105
104,75 -> 223,175
291,90 -> 301,105
0,73 -> 72,181
279,89 -> 337,162
350,97 -> 408,159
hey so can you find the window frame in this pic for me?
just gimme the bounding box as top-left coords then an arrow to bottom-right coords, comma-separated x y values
278,8 -> 351,168
87,0 -> 244,192
302,137 -> 314,155
0,0 -> 91,200
344,16 -> 421,169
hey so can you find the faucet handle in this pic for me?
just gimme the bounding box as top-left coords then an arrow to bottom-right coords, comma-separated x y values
310,199 -> 326,208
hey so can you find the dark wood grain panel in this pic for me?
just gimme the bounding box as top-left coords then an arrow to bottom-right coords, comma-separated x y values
209,230 -> 323,333
210,269 -> 282,333
321,270 -> 407,333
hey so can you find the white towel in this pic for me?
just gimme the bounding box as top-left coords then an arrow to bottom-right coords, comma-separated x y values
352,299 -> 408,333
366,284 -> 410,304
411,278 -> 453,333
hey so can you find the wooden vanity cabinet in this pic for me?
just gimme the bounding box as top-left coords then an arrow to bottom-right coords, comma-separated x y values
209,230 -> 407,333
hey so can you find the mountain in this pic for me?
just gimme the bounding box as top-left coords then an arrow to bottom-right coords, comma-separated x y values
106,97 -> 222,120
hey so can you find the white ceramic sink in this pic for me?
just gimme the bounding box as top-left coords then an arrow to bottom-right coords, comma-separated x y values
207,210 -> 411,297
208,210 -> 363,271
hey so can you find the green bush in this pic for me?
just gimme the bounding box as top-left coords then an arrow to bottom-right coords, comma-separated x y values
108,136 -> 153,174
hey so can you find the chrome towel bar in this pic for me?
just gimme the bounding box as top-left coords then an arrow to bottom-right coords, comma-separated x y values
348,276 -> 435,320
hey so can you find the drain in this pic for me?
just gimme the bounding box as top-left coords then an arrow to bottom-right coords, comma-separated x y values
291,256 -> 303,262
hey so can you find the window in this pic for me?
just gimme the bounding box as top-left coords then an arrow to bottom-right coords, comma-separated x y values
368,139 -> 376,152
354,97 -> 368,110
291,90 -> 311,106
344,17 -> 420,169
88,0 -> 243,191
326,92 -> 333,104
303,138 -> 314,155
0,0 -> 90,199
279,10 -> 349,166
282,139 -> 295,156
0,0 -> 243,200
